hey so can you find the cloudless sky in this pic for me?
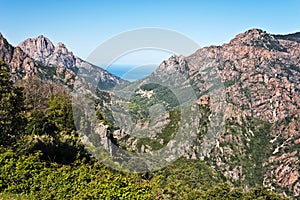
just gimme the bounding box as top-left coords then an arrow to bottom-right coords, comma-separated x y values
1,0 -> 300,63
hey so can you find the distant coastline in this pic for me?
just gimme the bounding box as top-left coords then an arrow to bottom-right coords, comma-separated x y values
105,64 -> 157,82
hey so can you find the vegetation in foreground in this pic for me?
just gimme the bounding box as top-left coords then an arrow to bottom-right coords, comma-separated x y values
0,59 -> 288,199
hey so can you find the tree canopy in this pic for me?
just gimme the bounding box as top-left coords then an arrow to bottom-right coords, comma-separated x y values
0,58 -> 25,146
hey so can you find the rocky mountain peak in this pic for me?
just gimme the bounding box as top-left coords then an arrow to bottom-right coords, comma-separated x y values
0,32 -> 14,63
0,33 -> 10,46
16,34 -> 125,88
0,33 -> 7,44
48,42 -> 76,69
18,35 -> 55,63
55,42 -> 66,48
229,28 -> 285,52
54,42 -> 71,55
18,36 -> 77,69
156,55 -> 186,71
231,28 -> 268,42
244,28 -> 266,35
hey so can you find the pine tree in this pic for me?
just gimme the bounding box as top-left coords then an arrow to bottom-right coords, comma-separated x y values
0,58 -> 25,146
47,93 -> 76,132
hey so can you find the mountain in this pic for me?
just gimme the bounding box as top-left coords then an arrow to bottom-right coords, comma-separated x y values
0,32 -> 39,81
18,35 -> 125,89
95,29 -> 299,197
168,29 -> 300,197
1,29 -> 299,198
0,33 -> 125,90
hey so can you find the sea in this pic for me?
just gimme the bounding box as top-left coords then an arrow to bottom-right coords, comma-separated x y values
105,64 -> 158,82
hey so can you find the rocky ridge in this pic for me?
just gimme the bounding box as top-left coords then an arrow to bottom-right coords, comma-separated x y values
105,28 -> 300,197
0,33 -> 126,96
18,35 -> 125,89
175,29 -> 300,197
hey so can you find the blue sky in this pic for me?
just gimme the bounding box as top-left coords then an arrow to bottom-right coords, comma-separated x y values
1,0 -> 300,75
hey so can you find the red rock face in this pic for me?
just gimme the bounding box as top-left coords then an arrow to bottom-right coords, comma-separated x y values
263,115 -> 300,197
154,28 -> 300,197
184,29 -> 300,124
